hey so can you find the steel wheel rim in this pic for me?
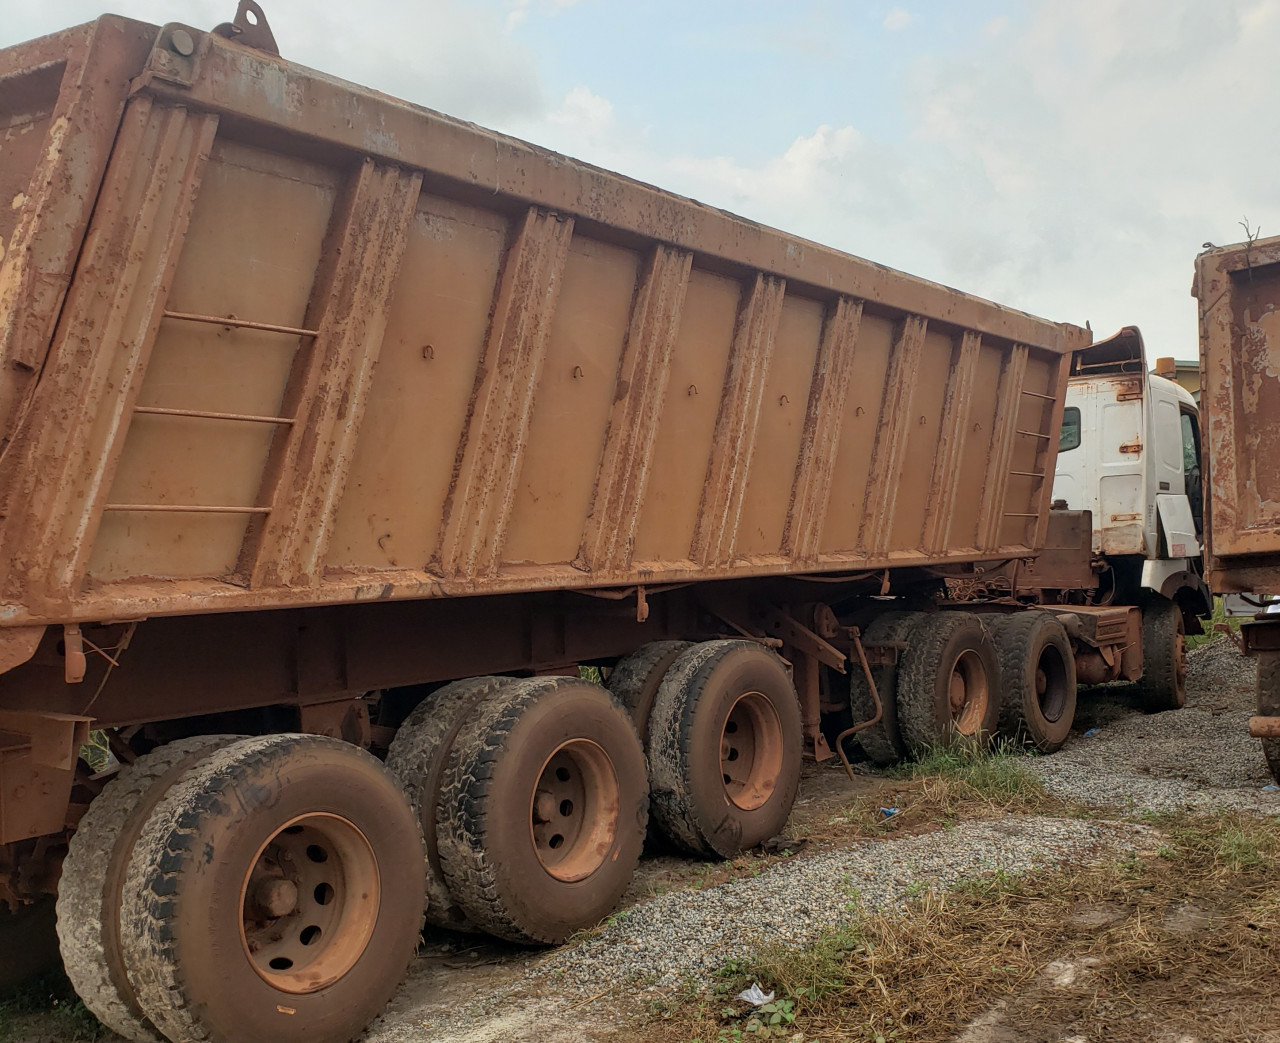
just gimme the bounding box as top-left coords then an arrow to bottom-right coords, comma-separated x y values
1036,643 -> 1071,723
530,740 -> 619,882
239,812 -> 380,995
720,691 -> 784,811
949,649 -> 990,735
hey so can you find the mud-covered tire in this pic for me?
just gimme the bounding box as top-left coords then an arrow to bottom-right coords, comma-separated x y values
897,613 -> 1001,756
1258,652 -> 1280,783
847,611 -> 925,766
119,734 -> 425,1043
989,612 -> 1077,753
57,735 -> 241,1042
648,640 -> 803,859
607,641 -> 694,743
1137,597 -> 1187,712
385,676 -> 517,931
436,677 -> 648,945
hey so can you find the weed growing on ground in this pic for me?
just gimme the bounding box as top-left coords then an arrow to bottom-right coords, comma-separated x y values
651,811 -> 1280,1043
0,972 -> 103,1043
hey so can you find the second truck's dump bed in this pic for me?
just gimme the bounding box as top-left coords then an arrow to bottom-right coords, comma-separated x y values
1195,234 -> 1280,593
0,15 -> 1089,626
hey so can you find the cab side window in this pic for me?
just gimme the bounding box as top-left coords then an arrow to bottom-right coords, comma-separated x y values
1181,411 -> 1203,532
1060,406 -> 1081,452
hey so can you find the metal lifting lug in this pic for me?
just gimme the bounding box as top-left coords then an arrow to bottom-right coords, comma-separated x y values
212,0 -> 280,55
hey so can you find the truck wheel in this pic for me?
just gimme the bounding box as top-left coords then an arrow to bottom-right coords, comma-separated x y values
385,676 -> 517,931
989,612 -> 1077,753
1258,653 -> 1280,783
57,734 -> 241,1042
436,676 -> 648,944
1137,598 -> 1187,712
607,640 -> 694,742
647,640 -> 803,858
119,735 -> 425,1043
847,611 -> 925,765
897,613 -> 1001,756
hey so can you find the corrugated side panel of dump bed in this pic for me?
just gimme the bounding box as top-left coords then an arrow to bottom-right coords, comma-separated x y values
1195,234 -> 1280,593
0,17 -> 1089,626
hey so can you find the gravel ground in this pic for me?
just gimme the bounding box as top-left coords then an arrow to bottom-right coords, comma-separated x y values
1026,638 -> 1280,815
367,816 -> 1152,1042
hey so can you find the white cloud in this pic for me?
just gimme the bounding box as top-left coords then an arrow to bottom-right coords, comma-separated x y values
883,8 -> 912,31
505,0 -> 582,31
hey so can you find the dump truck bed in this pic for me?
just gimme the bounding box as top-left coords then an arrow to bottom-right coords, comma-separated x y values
0,15 -> 1089,627
1194,235 -> 1280,593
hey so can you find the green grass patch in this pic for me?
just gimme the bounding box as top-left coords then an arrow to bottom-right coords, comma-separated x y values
1185,596 -> 1242,652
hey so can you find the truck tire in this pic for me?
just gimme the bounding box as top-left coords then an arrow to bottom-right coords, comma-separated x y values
647,640 -> 803,859
1137,597 -> 1187,712
436,677 -> 648,944
847,611 -> 925,766
897,613 -> 1002,756
119,734 -> 425,1043
989,612 -> 1077,753
607,640 -> 694,742
57,734 -> 241,1042
1258,653 -> 1280,783
385,676 -> 518,931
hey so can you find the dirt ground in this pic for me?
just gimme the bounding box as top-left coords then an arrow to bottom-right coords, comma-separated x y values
2,637 -> 1276,1043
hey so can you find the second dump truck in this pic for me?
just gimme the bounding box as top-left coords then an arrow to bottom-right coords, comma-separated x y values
0,7 -> 1209,1041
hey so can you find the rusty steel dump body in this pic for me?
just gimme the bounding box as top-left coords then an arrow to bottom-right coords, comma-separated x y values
0,15 -> 1087,637
1194,235 -> 1280,770
1194,235 -> 1280,596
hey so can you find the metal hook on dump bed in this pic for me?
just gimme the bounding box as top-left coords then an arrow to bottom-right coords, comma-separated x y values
213,0 -> 280,55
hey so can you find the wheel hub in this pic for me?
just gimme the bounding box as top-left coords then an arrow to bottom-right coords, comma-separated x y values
720,691 -> 784,811
239,813 -> 380,995
948,650 -> 990,735
530,740 -> 619,882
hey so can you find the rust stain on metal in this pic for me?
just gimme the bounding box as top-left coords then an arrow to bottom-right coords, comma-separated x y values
243,160 -> 423,588
781,296 -> 863,564
922,330 -> 981,553
975,343 -> 1030,550
690,273 -> 785,567
435,207 -> 574,579
859,315 -> 926,554
578,244 -> 692,575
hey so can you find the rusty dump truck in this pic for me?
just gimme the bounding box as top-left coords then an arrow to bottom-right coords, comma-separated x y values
1194,234 -> 1280,783
0,7 -> 1204,1041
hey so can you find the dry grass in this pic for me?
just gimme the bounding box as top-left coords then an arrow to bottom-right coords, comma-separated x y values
653,811 -> 1280,1043
819,741 -> 1058,847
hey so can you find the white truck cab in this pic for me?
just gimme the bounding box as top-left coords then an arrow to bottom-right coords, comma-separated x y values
1051,327 -> 1212,707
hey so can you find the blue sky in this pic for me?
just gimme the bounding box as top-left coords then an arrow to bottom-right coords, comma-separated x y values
8,1 -> 1280,360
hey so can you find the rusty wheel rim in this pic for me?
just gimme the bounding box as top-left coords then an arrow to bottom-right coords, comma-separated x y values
720,692 -> 784,811
948,650 -> 990,735
530,740 -> 620,882
239,813 -> 380,995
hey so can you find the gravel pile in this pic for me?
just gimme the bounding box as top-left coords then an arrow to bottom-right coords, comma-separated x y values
368,816 -> 1150,1041
1026,637 -> 1280,815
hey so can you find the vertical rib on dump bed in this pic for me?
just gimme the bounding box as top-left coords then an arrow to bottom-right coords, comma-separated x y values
0,17 -> 1090,626
1194,235 -> 1280,593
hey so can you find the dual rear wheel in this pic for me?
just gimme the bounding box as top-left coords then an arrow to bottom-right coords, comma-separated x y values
58,734 -> 426,1043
